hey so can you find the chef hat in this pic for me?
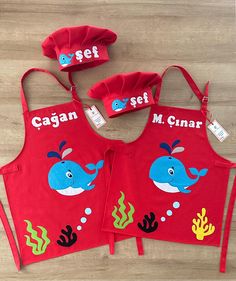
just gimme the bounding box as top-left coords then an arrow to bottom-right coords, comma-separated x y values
88,72 -> 161,118
42,25 -> 117,72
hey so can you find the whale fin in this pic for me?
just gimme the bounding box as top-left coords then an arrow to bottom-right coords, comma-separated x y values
88,184 -> 95,190
83,184 -> 95,190
86,160 -> 104,171
177,186 -> 191,194
189,168 -> 208,177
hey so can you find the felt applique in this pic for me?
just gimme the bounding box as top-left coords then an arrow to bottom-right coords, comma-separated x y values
112,191 -> 135,229
59,53 -> 74,66
152,113 -> 203,129
31,111 -> 78,130
112,98 -> 129,112
47,140 -> 104,196
129,92 -> 150,108
77,208 -> 92,231
160,201 -> 181,222
24,220 -> 50,255
137,212 -> 158,233
57,225 -> 77,247
192,208 -> 215,240
149,140 -> 208,194
59,46 -> 100,67
75,46 -> 99,62
111,92 -> 151,112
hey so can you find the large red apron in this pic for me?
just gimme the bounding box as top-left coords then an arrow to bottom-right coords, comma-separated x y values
0,68 -> 127,269
101,65 -> 236,272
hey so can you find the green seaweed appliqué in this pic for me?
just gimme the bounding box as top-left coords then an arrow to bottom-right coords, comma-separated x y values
24,219 -> 50,255
112,191 -> 135,229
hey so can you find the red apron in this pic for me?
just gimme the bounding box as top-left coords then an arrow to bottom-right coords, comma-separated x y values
102,65 -> 236,272
0,68 -> 127,269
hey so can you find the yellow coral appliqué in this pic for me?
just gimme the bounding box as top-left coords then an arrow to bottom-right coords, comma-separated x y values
192,208 -> 215,240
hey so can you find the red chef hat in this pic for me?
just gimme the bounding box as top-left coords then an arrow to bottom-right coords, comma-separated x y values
42,25 -> 117,72
88,72 -> 161,118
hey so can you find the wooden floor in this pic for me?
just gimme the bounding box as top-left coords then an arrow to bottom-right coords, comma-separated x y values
0,0 -> 236,279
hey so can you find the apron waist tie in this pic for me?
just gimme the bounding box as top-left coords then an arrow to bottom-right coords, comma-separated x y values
136,237 -> 144,255
220,176 -> 236,272
109,233 -> 115,255
0,202 -> 20,270
109,234 -> 144,255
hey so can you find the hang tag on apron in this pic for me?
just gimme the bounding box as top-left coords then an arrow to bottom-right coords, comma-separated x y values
85,105 -> 106,129
208,119 -> 229,142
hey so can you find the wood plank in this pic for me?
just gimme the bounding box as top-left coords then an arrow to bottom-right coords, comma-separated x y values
0,0 -> 235,279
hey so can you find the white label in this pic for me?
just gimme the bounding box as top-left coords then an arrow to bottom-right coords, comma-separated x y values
208,119 -> 229,142
85,105 -> 106,129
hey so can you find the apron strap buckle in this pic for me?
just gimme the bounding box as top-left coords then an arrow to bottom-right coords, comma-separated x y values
202,96 -> 209,103
70,85 -> 77,92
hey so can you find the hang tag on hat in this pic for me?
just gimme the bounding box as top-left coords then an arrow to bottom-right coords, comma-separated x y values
208,119 -> 229,142
85,105 -> 106,129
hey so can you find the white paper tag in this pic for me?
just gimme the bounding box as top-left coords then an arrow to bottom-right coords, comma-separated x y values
85,105 -> 106,129
208,119 -> 229,142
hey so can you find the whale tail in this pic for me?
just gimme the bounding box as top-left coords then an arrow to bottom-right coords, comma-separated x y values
69,53 -> 74,58
123,98 -> 129,104
86,160 -> 104,172
177,168 -> 208,194
81,160 -> 104,190
189,168 -> 208,177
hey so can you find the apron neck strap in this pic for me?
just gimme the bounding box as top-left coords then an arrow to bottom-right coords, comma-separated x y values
20,68 -> 79,113
154,65 -> 209,111
68,72 -> 81,102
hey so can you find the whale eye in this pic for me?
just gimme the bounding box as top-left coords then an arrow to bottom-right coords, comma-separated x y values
168,167 -> 174,176
66,171 -> 73,178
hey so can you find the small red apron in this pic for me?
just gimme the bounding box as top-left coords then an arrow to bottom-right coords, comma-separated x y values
0,68 -> 127,269
102,65 -> 236,272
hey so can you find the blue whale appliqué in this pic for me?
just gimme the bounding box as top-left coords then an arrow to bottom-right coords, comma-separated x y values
59,54 -> 74,66
112,98 -> 129,112
48,159 -> 104,196
149,156 -> 208,194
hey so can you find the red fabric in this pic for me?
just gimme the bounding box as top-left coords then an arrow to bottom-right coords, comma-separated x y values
42,25 -> 117,72
0,68 -> 128,269
88,72 -> 161,118
102,65 -> 235,271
